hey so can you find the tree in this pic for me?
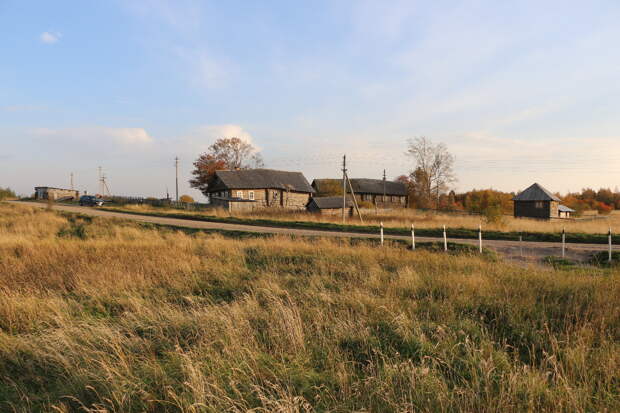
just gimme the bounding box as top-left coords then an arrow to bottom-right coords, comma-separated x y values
179,195 -> 195,203
190,137 -> 264,196
405,137 -> 456,207
0,187 -> 16,200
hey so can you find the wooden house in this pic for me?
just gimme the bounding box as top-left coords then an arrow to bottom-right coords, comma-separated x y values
513,183 -> 573,219
34,186 -> 79,201
207,169 -> 315,210
311,178 -> 408,208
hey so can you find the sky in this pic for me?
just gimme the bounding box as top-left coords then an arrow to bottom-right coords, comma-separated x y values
1,0 -> 620,199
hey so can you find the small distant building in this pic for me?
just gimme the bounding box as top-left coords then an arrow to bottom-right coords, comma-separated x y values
311,178 -> 408,208
513,183 -> 573,219
34,186 -> 79,201
206,169 -> 315,210
558,204 -> 575,219
307,196 -> 354,215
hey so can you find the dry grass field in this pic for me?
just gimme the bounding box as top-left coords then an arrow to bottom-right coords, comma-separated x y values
1,203 -> 619,412
115,203 -> 620,235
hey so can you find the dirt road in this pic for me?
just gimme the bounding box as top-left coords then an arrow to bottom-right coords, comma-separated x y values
9,201 -> 613,264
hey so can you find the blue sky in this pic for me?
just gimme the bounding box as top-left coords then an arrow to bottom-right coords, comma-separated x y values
1,0 -> 620,198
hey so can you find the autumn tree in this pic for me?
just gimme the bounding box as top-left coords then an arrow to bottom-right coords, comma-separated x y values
190,137 -> 264,196
405,137 -> 456,208
179,195 -> 195,203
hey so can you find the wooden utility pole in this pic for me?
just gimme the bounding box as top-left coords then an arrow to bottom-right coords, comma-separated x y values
174,156 -> 179,202
70,172 -> 74,190
345,172 -> 364,223
342,155 -> 347,223
383,169 -> 386,207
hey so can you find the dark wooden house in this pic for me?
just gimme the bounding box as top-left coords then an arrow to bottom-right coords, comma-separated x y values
207,169 -> 315,210
306,196 -> 354,215
513,183 -> 573,219
311,178 -> 408,208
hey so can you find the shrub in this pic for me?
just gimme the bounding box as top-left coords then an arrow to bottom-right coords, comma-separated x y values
179,194 -> 195,203
0,187 -> 16,200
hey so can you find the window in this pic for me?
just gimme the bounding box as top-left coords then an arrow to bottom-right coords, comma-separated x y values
535,201 -> 544,209
249,191 -> 255,200
236,191 -> 243,199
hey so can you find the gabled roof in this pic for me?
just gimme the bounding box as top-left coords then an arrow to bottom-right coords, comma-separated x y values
312,178 -> 408,196
210,169 -> 315,193
513,183 -> 561,202
309,196 -> 353,209
558,204 -> 575,212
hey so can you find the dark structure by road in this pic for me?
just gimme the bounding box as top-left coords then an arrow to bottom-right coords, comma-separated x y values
513,183 -> 574,219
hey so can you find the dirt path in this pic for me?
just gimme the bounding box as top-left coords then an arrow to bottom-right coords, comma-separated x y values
9,201 -> 612,263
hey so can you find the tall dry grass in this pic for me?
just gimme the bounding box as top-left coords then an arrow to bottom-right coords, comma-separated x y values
1,203 -> 619,412
114,203 -> 620,235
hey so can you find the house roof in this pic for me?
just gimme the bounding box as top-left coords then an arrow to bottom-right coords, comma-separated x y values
312,178 -> 408,196
513,183 -> 561,202
34,187 -> 78,191
210,169 -> 315,193
558,204 -> 575,212
309,196 -> 353,209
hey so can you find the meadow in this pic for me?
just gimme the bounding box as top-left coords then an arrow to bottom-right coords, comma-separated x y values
1,203 -> 619,412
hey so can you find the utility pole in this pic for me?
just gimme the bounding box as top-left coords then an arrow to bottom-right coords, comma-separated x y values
342,155 -> 347,223
102,173 -> 111,197
70,172 -> 74,190
174,156 -> 179,202
383,169 -> 386,207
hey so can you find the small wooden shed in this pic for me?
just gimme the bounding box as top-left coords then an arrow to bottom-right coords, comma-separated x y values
307,196 -> 353,215
513,183 -> 572,219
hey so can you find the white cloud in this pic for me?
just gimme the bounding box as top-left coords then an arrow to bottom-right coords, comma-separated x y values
192,124 -> 254,144
40,31 -> 62,44
106,128 -> 153,145
31,126 -> 153,149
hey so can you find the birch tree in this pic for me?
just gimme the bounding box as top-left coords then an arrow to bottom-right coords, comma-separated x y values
406,137 -> 456,208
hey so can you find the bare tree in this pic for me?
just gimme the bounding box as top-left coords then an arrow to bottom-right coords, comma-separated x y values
405,137 -> 456,208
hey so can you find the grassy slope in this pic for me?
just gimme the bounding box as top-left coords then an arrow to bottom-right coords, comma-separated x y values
1,203 -> 619,412
102,205 -> 620,244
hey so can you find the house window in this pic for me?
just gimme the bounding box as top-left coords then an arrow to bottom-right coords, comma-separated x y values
236,190 -> 243,199
535,201 -> 544,209
249,191 -> 255,200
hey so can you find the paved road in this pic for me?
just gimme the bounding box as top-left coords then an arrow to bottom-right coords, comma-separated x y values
9,201 -> 613,263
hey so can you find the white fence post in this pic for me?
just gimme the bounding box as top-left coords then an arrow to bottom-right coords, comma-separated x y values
380,222 -> 384,247
478,224 -> 482,254
411,224 -> 415,250
443,225 -> 448,252
562,228 -> 566,258
609,227 -> 613,263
